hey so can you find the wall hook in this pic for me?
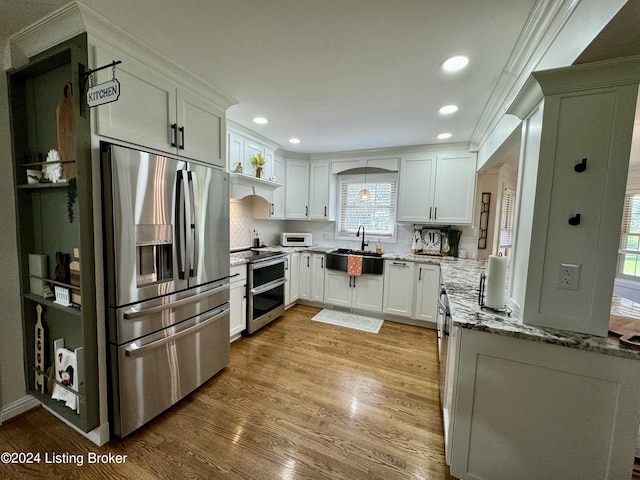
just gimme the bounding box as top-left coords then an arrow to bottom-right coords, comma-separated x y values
568,214 -> 581,226
574,158 -> 587,172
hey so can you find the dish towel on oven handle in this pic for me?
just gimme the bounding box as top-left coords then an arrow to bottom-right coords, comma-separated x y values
51,347 -> 78,411
347,255 -> 363,276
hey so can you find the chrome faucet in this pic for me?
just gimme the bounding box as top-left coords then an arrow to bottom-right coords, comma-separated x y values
356,225 -> 368,251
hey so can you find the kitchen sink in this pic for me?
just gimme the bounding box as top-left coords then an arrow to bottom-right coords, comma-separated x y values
325,250 -> 384,274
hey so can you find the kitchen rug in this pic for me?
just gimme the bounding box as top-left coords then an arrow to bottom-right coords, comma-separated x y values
311,309 -> 384,334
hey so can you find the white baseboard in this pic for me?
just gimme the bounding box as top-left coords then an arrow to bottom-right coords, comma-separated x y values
1,395 -> 109,446
0,395 -> 40,424
41,404 -> 110,446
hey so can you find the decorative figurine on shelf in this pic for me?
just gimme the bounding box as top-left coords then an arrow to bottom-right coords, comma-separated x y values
42,149 -> 62,183
55,251 -> 70,284
250,152 -> 265,178
233,161 -> 243,173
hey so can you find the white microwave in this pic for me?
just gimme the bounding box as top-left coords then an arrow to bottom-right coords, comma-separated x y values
281,233 -> 313,247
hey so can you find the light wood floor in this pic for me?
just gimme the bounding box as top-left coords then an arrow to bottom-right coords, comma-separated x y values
0,304 -> 455,479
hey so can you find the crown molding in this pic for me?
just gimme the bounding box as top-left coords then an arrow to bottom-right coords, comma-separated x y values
4,2 -> 84,70
470,0 -> 580,146
4,1 -> 236,109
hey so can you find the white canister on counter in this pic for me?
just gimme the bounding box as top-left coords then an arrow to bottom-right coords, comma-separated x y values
485,255 -> 508,309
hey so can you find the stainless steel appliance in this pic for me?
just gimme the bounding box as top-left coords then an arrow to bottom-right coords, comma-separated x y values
437,286 -> 451,404
437,285 -> 454,460
101,142 -> 230,437
233,250 -> 287,334
281,232 -> 312,247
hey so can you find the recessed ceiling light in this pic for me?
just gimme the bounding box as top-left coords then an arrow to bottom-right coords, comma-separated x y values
437,133 -> 452,140
439,105 -> 459,115
442,55 -> 469,72
253,117 -> 268,125
289,138 -> 301,144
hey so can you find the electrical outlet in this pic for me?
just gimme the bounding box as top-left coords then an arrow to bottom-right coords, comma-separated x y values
557,263 -> 580,291
406,236 -> 412,246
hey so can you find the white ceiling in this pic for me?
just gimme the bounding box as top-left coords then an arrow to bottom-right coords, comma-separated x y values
0,0 -> 626,156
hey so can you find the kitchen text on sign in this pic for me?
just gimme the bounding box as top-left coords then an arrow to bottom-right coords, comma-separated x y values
87,79 -> 121,108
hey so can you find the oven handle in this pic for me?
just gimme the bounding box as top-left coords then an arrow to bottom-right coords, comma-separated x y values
250,256 -> 287,270
251,278 -> 286,296
438,290 -> 451,336
124,306 -> 229,357
123,283 -> 229,320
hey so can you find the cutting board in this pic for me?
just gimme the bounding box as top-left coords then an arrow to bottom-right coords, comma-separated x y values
56,82 -> 76,179
608,315 -> 640,348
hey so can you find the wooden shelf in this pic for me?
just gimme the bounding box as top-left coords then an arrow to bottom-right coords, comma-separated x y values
27,274 -> 80,290
17,182 -> 71,190
20,160 -> 76,168
23,293 -> 82,316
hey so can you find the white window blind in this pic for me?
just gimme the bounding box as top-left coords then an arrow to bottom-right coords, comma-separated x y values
337,173 -> 397,239
618,192 -> 640,278
499,188 -> 516,248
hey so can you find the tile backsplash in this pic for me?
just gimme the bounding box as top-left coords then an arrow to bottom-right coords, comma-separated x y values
230,199 -> 253,250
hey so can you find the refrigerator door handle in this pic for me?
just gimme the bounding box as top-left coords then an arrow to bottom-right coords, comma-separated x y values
124,306 -> 229,357
176,170 -> 188,279
122,282 -> 229,320
187,170 -> 199,278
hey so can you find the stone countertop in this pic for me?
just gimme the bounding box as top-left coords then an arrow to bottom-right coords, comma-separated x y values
439,258 -> 640,361
230,246 -> 313,266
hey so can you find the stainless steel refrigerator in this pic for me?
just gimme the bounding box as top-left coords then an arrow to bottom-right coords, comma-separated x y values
101,142 -> 230,437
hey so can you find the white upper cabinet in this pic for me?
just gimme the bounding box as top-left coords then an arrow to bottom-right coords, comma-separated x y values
270,155 -> 286,219
397,157 -> 436,223
286,159 -> 311,219
93,41 -> 226,167
285,159 -> 333,220
309,161 -> 332,220
176,89 -> 225,166
433,154 -> 477,224
398,153 -> 476,224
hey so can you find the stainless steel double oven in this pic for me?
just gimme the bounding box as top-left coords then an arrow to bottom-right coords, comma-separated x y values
234,250 -> 288,334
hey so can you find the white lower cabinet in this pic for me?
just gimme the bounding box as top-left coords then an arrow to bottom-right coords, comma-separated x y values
286,252 -> 300,306
229,264 -> 247,340
299,253 -> 325,302
449,327 -> 640,480
382,260 -> 415,317
414,263 -> 440,322
324,270 -> 384,313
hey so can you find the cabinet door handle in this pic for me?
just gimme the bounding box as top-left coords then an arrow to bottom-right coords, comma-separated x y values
324,206 -> 327,217
321,257 -> 324,268
419,267 -> 422,281
392,262 -> 407,267
349,276 -> 352,288
307,256 -> 310,268
353,276 -> 356,288
171,123 -> 177,147
305,206 -> 308,217
285,258 -> 288,270
271,203 -> 274,215
434,207 -> 437,220
179,126 -> 185,150
429,207 -> 432,221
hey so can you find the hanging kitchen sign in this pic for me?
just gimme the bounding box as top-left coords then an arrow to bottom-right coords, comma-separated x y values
85,60 -> 122,108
